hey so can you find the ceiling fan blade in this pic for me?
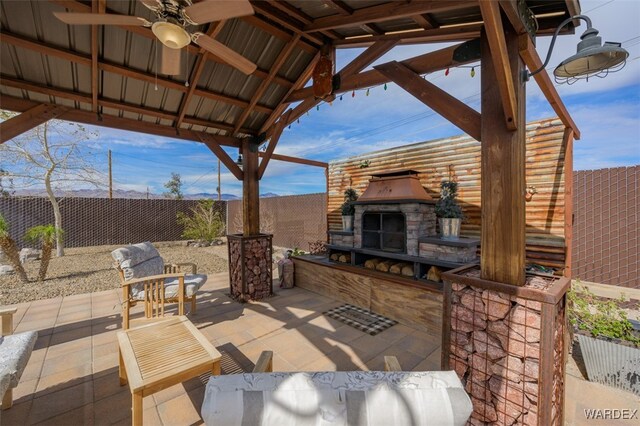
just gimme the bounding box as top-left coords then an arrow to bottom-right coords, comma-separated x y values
160,45 -> 182,76
53,12 -> 151,26
138,0 -> 161,12
183,0 -> 254,25
193,33 -> 256,75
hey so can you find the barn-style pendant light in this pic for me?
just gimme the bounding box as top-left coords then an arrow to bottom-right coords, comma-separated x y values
526,15 -> 628,84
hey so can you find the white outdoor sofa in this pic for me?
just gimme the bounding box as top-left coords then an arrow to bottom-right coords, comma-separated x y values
201,352 -> 473,425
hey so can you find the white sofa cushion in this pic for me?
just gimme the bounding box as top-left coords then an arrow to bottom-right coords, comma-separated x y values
201,370 -> 472,426
0,330 -> 38,389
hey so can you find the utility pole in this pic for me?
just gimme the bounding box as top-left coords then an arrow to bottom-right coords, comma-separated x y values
217,159 -> 221,200
146,187 -> 149,199
108,149 -> 113,199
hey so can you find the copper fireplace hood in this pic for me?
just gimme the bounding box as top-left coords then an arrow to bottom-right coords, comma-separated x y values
356,170 -> 433,203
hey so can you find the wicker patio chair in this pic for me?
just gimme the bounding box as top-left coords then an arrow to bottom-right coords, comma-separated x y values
112,242 -> 207,330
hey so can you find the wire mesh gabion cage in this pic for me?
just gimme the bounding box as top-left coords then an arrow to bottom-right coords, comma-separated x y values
441,265 -> 570,426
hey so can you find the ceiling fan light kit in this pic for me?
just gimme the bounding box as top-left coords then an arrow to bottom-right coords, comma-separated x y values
152,21 -> 191,49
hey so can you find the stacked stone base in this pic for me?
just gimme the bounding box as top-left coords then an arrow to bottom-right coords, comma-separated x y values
228,234 -> 273,302
442,266 -> 569,426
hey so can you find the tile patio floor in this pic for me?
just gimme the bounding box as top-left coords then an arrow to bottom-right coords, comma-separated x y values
3,273 -> 441,425
3,273 -> 638,425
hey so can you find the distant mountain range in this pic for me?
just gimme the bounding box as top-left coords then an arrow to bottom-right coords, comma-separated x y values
11,189 -> 280,200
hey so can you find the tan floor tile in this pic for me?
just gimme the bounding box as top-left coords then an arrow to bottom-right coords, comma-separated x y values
156,392 -> 204,426
27,380 -> 93,424
32,402 -> 93,426
41,349 -> 92,377
48,325 -> 93,347
12,377 -> 38,404
0,399 -> 33,425
392,333 -> 441,358
93,371 -> 128,402
92,352 -> 120,377
35,363 -> 93,396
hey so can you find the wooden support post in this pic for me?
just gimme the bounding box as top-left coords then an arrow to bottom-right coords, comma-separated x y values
480,25 -> 526,286
242,138 -> 260,236
563,128 -> 575,278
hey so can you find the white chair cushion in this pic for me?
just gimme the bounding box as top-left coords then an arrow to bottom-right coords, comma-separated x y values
131,273 -> 207,301
201,370 -> 472,426
111,242 -> 160,269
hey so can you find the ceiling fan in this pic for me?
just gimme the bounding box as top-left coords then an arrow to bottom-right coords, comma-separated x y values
53,0 -> 257,76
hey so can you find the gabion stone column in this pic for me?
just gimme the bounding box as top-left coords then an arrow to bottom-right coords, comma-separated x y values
442,265 -> 570,426
227,234 -> 273,302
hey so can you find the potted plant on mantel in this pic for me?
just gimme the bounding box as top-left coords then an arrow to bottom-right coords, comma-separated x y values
340,188 -> 358,232
435,180 -> 464,239
568,281 -> 640,396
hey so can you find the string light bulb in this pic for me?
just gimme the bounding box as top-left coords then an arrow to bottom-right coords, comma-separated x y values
352,90 -> 355,98
339,95 -> 343,101
366,88 -> 370,96
384,83 -> 387,90
470,67 -> 476,77
316,105 -> 319,111
445,68 -> 450,76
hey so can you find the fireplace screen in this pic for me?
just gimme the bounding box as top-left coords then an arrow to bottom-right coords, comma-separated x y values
362,212 -> 405,253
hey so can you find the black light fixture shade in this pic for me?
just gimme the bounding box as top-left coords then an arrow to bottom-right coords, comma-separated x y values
526,15 -> 629,84
236,153 -> 243,171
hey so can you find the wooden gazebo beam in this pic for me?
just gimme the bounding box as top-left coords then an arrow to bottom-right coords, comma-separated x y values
198,133 -> 244,181
0,78 -> 256,136
0,32 -> 275,116
519,35 -> 581,139
332,26 -> 481,47
258,110 -> 292,179
259,50 -> 321,134
0,104 -> 68,144
304,1 -> 475,32
479,1 -> 517,130
286,40 -> 480,103
90,0 -> 106,113
0,96 -> 242,147
283,39 -> 399,131
233,34 -> 302,135
251,1 -> 324,46
374,61 -> 481,141
175,22 -> 226,128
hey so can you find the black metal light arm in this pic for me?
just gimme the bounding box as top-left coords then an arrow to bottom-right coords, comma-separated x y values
525,15 -> 593,80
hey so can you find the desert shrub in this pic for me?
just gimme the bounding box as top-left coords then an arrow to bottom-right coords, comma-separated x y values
177,200 -> 225,243
568,280 -> 639,346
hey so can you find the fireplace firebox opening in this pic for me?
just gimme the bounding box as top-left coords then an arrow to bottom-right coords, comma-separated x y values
362,212 -> 406,253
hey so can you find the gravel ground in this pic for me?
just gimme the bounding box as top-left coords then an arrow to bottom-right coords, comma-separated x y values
0,241 -> 229,305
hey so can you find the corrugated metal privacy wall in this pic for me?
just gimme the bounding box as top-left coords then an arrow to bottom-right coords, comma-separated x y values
328,118 -> 568,269
573,166 -> 639,288
0,197 -> 225,248
227,193 -> 327,249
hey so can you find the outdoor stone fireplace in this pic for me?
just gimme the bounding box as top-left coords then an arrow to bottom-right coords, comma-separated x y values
352,170 -> 436,256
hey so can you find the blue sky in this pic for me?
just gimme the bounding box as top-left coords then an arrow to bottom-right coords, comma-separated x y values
13,0 -> 640,197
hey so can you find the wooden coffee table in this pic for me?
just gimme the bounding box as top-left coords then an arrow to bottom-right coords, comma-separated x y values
117,316 -> 222,426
